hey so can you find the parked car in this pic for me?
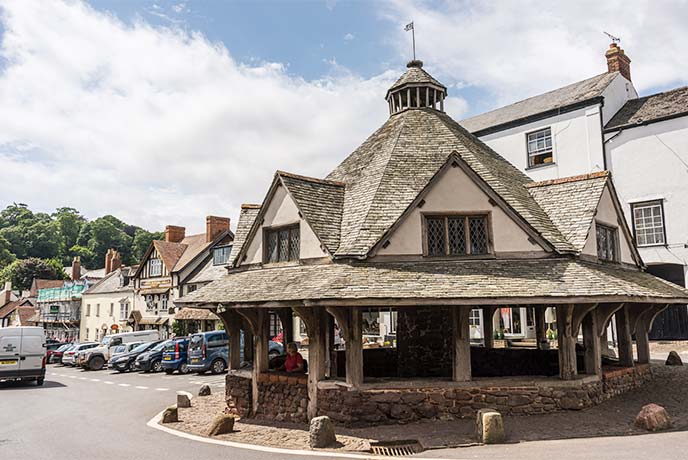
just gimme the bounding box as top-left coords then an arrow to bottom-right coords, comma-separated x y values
54,343 -> 75,364
62,342 -> 98,366
79,330 -> 160,371
161,337 -> 190,374
133,340 -> 171,373
269,340 -> 284,357
0,326 -> 46,385
109,341 -> 161,372
47,343 -> 71,364
188,331 -> 240,374
110,342 -> 143,360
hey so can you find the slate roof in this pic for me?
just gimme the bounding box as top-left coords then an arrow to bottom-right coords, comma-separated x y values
230,205 -> 261,266
83,267 -> 133,295
326,108 -> 574,256
187,251 -> 232,284
175,307 -> 219,321
386,61 -> 447,98
278,171 -> 345,253
179,259 -> 688,306
461,72 -> 619,134
172,233 -> 210,272
605,86 -> 688,131
528,172 -> 609,251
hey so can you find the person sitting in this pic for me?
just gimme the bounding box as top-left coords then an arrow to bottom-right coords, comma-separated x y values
279,342 -> 305,374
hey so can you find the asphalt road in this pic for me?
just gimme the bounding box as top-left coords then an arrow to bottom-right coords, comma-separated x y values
2,364 -> 687,460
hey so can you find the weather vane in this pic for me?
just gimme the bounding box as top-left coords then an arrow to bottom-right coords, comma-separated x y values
405,21 -> 416,60
604,31 -> 621,44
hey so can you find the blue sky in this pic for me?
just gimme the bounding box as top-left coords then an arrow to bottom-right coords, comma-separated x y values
0,1 -> 686,232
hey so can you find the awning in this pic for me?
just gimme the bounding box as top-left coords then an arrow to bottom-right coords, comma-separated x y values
139,287 -> 170,296
138,316 -> 170,326
175,307 -> 219,321
178,258 -> 688,308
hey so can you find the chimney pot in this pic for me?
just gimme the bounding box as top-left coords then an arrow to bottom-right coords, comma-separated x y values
165,225 -> 186,243
3,281 -> 11,304
111,250 -> 122,272
71,256 -> 81,281
605,42 -> 631,81
105,249 -> 113,275
206,216 -> 231,243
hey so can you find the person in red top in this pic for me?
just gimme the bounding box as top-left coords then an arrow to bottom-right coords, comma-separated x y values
281,342 -> 304,373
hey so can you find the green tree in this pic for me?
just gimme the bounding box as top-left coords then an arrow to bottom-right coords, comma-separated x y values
132,229 -> 164,263
87,216 -> 133,266
0,203 -> 34,228
53,207 -> 85,257
68,245 -> 97,268
0,257 -> 68,291
0,235 -> 16,270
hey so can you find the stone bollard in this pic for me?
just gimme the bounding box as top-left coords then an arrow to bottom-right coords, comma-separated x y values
476,408 -> 505,444
177,392 -> 192,408
199,384 -> 212,396
161,406 -> 178,424
635,404 -> 672,431
666,351 -> 683,366
208,414 -> 236,436
309,416 -> 337,448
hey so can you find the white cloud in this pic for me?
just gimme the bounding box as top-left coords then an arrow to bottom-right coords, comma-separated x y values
0,0 -> 408,233
343,33 -> 354,41
381,0 -> 688,106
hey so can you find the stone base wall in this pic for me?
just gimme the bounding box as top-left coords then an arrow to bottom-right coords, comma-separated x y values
256,373 -> 309,423
225,373 -> 252,417
318,365 -> 653,427
226,365 -> 652,427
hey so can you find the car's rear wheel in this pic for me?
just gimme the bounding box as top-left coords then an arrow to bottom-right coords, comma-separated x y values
211,359 -> 226,374
89,356 -> 105,371
36,377 -> 44,386
152,360 -> 163,373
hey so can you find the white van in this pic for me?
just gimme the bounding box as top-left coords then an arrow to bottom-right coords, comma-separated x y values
80,330 -> 160,370
0,326 -> 46,385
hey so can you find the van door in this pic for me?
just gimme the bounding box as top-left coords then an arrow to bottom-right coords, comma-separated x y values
0,329 -> 21,378
19,328 -> 45,375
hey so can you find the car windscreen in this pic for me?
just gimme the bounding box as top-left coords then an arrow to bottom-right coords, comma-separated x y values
163,341 -> 177,352
112,345 -> 126,353
189,335 -> 204,350
101,336 -> 111,346
152,341 -> 170,352
131,342 -> 152,353
57,344 -> 71,352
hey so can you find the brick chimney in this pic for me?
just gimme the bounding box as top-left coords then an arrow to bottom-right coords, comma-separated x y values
111,250 -> 122,272
206,216 -> 231,243
165,225 -> 186,243
105,249 -> 113,275
605,42 -> 631,81
71,256 -> 81,281
3,281 -> 11,305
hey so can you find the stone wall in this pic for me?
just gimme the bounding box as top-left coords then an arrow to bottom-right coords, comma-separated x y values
225,373 -> 252,418
317,365 -> 653,427
255,373 -> 309,423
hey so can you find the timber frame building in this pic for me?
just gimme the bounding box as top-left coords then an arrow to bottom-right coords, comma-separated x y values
180,60 -> 688,425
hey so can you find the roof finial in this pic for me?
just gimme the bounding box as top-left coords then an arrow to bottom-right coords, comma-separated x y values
404,21 -> 415,61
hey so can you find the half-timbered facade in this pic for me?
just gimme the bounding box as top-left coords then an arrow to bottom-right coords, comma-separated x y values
180,60 -> 688,426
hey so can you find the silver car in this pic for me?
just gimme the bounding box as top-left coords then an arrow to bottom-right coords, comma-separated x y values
62,342 -> 98,366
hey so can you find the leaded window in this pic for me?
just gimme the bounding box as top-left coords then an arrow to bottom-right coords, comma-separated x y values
526,128 -> 553,167
264,225 -> 300,263
149,258 -> 162,277
632,201 -> 665,246
213,245 -> 231,265
425,215 -> 490,256
596,223 -> 617,262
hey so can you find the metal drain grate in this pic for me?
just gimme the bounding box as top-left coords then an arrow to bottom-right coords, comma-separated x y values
370,440 -> 423,457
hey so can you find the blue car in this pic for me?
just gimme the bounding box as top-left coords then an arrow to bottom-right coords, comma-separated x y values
188,331 -> 234,374
161,337 -> 190,374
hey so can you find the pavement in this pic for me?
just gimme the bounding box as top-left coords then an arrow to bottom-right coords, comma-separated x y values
2,362 -> 687,460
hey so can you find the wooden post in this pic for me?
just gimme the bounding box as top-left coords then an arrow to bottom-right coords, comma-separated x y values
636,320 -> 650,364
294,306 -> 328,420
235,308 -> 268,416
346,308 -> 363,387
556,305 -> 577,380
615,306 -> 634,368
452,306 -> 472,382
582,312 -> 601,376
276,308 -> 293,345
218,309 -> 242,370
535,306 -> 548,350
482,307 -> 495,349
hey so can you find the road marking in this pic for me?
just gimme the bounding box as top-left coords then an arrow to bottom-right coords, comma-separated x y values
90,378 -> 100,382
79,377 -> 87,380
104,381 -> 114,385
118,383 -> 131,387
135,385 -> 149,390
68,376 -> 77,379
154,387 -> 169,391
50,373 -> 57,376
